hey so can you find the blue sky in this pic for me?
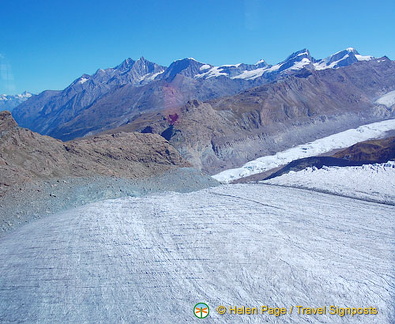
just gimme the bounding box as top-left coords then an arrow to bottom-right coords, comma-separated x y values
1,0 -> 394,94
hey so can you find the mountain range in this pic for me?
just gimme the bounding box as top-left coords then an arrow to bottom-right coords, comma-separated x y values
11,48 -> 395,174
100,56 -> 395,173
0,92 -> 33,112
13,48 -> 375,140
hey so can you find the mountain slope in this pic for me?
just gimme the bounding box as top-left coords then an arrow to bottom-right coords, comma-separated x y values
0,111 -> 187,192
11,57 -> 165,135
113,57 -> 395,173
333,135 -> 395,162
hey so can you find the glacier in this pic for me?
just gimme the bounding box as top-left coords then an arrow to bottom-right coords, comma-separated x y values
0,174 -> 394,323
376,90 -> 395,108
213,118 -> 395,183
264,161 -> 395,205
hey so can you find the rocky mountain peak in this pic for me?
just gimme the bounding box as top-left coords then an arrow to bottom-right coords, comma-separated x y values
131,56 -> 165,77
11,48 -> 385,142
255,59 -> 268,68
161,58 -> 206,80
0,114 -> 189,192
314,48 -> 374,70
345,47 -> 358,54
327,48 -> 359,65
285,48 -> 312,60
0,111 -> 18,133
0,93 -> 34,112
116,58 -> 136,72
278,48 -> 314,72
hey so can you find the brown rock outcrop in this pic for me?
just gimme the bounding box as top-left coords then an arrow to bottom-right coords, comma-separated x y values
0,111 -> 188,193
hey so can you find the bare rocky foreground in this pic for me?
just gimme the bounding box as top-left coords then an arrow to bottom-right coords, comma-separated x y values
0,110 -> 188,193
0,110 -> 221,235
0,184 -> 393,323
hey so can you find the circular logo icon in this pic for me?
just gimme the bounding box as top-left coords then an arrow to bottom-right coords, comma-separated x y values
194,302 -> 210,319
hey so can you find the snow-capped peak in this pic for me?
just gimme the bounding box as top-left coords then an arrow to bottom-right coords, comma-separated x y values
275,48 -> 314,72
0,91 -> 34,111
285,49 -> 312,60
20,91 -> 33,98
161,58 -> 208,80
0,91 -> 33,100
314,48 -> 374,70
346,47 -> 358,53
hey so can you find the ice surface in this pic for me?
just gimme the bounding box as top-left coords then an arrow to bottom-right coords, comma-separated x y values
213,118 -> 395,183
289,58 -> 311,70
0,183 -> 393,323
140,71 -> 164,81
375,90 -> 395,108
232,67 -> 269,80
264,161 -> 395,204
196,66 -> 228,79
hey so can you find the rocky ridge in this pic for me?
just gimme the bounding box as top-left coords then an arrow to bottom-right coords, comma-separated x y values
0,111 -> 188,193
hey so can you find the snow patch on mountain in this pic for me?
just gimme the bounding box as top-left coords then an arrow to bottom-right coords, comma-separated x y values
196,66 -> 228,79
375,91 -> 395,108
355,54 -> 374,61
264,161 -> 395,204
213,118 -> 395,183
78,77 -> 89,84
289,57 -> 312,70
199,64 -> 211,71
231,66 -> 269,80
